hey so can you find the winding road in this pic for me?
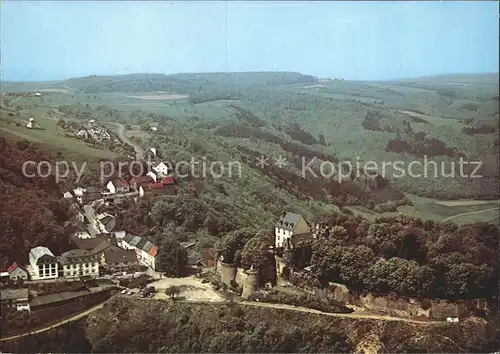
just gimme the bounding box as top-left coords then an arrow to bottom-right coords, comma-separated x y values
0,302 -> 106,342
1,293 -> 444,342
441,207 -> 499,223
115,123 -> 144,160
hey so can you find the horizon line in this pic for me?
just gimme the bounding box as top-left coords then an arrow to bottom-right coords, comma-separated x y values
2,70 -> 499,84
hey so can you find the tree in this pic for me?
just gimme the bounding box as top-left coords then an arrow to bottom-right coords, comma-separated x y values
165,285 -> 181,300
156,239 -> 188,277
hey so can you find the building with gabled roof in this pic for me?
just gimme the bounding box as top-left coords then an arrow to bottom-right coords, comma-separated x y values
106,179 -> 130,194
29,246 -> 59,280
118,234 -> 158,270
129,175 -> 154,191
59,249 -> 99,279
1,288 -> 30,312
275,212 -> 311,249
101,246 -> 139,273
7,262 -> 29,281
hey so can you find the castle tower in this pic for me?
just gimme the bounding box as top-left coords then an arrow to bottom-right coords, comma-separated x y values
241,268 -> 258,299
216,258 -> 237,287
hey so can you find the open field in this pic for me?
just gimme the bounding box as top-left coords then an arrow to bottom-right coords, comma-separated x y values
349,193 -> 499,224
126,94 -> 190,100
0,114 -> 116,159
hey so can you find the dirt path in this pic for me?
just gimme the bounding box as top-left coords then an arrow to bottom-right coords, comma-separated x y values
441,207 -> 499,223
0,302 -> 106,342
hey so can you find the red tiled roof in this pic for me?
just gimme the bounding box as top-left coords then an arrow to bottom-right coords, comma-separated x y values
161,176 -> 175,185
147,183 -> 165,190
7,262 -> 18,273
130,175 -> 154,185
112,179 -> 129,188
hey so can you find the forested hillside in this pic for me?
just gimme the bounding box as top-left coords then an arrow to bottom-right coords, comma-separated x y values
2,299 -> 497,353
0,137 -> 77,267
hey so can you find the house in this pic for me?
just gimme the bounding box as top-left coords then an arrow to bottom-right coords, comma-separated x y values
73,187 -> 87,204
63,191 -> 73,199
0,289 -> 30,312
0,271 -> 9,283
161,176 -> 175,185
150,126 -> 158,132
119,235 -> 158,270
58,249 -> 99,279
275,212 -> 311,248
101,246 -> 139,273
82,186 -> 102,204
110,230 -> 127,241
129,175 -> 154,191
73,230 -> 91,239
76,129 -> 89,139
153,162 -> 170,176
26,117 -> 38,129
95,212 -> 116,233
75,210 -> 86,223
106,179 -> 130,194
144,147 -> 157,159
91,239 -> 116,258
34,92 -> 42,97
7,262 -> 29,281
71,234 -> 109,251
29,246 -> 59,280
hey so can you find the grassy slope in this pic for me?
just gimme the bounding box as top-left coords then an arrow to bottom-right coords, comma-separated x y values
2,72 -> 498,218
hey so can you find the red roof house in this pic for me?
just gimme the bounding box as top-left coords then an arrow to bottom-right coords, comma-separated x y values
160,176 -> 175,185
129,175 -> 154,191
107,179 -> 130,194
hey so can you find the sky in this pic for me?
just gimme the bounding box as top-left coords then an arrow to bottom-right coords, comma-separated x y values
1,1 -> 499,81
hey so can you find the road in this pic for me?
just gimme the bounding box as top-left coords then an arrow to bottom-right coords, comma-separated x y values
0,291 -> 446,343
239,301 -> 442,325
441,207 -> 500,223
115,123 -> 144,161
0,302 -> 106,342
83,203 -> 100,237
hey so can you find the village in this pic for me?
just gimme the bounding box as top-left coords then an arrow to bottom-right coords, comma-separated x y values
0,122 -> 488,337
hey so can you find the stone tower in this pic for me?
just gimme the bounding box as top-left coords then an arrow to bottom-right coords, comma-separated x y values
241,268 -> 259,299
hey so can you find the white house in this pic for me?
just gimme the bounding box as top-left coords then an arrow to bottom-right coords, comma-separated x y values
106,179 -> 130,194
26,118 -> 37,129
275,212 -> 311,249
59,249 -> 99,279
29,246 -> 59,280
7,262 -> 29,281
119,235 -> 158,270
73,230 -> 91,239
150,126 -> 158,132
144,147 -> 157,159
154,162 -> 170,176
73,187 -> 87,204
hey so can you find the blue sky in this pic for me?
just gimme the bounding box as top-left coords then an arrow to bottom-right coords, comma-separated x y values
1,1 -> 498,81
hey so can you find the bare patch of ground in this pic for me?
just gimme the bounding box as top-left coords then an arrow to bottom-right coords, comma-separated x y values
148,276 -> 224,302
126,94 -> 190,100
